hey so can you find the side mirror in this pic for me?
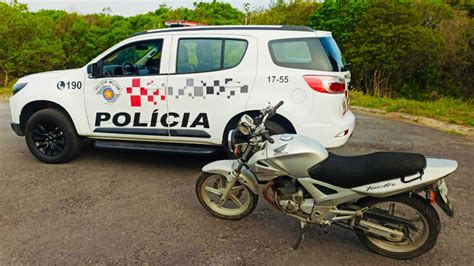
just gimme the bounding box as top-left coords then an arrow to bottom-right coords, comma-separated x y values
87,63 -> 97,78
87,61 -> 103,78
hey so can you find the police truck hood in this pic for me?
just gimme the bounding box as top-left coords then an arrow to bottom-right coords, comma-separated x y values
17,68 -> 82,83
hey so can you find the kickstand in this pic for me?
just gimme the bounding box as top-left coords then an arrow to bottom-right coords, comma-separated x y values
293,221 -> 309,250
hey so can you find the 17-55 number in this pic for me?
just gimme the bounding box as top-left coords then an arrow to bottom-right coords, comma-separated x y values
267,76 -> 289,83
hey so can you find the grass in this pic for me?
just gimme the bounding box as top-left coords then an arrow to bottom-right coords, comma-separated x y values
350,90 -> 474,127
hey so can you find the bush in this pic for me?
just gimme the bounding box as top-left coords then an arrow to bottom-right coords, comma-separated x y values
309,0 -> 473,100
0,0 -> 472,101
0,1 -> 244,87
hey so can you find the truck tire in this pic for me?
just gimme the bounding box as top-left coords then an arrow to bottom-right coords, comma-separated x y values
25,108 -> 82,164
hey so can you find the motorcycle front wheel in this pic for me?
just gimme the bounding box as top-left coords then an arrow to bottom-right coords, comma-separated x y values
195,172 -> 258,220
357,194 -> 441,259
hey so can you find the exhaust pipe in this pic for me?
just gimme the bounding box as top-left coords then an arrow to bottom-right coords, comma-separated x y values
262,181 -> 279,210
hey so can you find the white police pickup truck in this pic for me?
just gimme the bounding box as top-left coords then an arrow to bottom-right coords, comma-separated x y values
9,25 -> 355,163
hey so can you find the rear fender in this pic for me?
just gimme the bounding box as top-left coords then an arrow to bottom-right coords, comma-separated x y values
202,160 -> 259,195
351,158 -> 458,197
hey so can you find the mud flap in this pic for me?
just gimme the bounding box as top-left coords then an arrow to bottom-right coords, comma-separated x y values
435,191 -> 454,217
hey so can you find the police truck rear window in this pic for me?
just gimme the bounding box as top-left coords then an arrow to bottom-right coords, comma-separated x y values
269,37 -> 345,72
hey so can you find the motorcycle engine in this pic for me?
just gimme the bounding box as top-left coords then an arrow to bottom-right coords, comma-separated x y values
274,178 -> 305,214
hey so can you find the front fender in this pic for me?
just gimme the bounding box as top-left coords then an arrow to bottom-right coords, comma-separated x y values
202,159 -> 259,195
9,68 -> 89,135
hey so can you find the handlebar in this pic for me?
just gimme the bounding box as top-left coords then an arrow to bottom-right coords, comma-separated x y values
262,131 -> 274,144
254,101 -> 285,124
267,101 -> 284,117
259,101 -> 283,144
273,101 -> 284,112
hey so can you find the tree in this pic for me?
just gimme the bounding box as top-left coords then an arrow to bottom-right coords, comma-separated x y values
309,0 -> 472,99
0,2 -> 65,85
308,1 -> 368,52
190,1 -> 244,25
0,0 -> 471,100
251,0 -> 321,26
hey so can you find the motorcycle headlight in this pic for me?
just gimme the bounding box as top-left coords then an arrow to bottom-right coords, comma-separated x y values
237,114 -> 254,135
227,129 -> 248,154
13,82 -> 28,95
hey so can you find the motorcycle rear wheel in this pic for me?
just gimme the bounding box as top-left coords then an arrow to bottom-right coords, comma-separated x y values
195,172 -> 258,220
357,194 -> 441,259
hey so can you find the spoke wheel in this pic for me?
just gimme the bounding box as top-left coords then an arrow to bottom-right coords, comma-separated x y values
357,194 -> 441,259
195,172 -> 258,220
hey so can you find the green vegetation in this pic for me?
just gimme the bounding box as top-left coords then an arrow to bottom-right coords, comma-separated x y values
0,0 -> 245,86
248,0 -> 320,25
0,87 -> 11,98
308,1 -> 473,99
351,90 -> 474,126
0,0 -> 472,124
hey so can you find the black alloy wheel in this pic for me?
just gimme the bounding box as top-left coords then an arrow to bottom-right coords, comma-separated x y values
32,122 -> 66,156
25,108 -> 82,163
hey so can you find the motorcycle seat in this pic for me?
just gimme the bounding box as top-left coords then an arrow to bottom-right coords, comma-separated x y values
308,152 -> 426,188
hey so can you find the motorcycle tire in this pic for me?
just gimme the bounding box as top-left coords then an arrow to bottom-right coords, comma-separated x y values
195,172 -> 259,220
356,194 -> 441,259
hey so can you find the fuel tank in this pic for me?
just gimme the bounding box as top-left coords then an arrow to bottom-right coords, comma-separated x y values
248,134 -> 328,179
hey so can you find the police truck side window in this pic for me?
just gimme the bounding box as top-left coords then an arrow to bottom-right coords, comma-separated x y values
102,40 -> 163,77
223,40 -> 247,69
177,38 -> 247,74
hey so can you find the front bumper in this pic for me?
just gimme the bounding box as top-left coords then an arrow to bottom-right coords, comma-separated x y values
11,123 -> 24,136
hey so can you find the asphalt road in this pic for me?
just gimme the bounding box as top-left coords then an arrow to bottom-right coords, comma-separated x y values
1,101 -> 473,264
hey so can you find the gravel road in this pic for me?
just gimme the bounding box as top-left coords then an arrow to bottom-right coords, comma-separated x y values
0,101 -> 473,264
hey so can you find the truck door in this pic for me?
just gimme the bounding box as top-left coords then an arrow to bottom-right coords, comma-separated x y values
166,35 -> 257,145
84,37 -> 171,141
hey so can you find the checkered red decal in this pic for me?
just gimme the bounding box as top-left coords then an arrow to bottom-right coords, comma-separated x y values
126,78 -> 165,107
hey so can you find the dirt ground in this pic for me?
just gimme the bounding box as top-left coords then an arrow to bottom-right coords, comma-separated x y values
1,101 -> 473,264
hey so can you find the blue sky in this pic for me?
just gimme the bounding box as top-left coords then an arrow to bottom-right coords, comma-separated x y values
18,0 -> 272,16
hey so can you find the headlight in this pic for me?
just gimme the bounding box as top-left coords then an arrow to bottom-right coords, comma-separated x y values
13,82 -> 28,95
237,114 -> 254,135
227,129 -> 248,154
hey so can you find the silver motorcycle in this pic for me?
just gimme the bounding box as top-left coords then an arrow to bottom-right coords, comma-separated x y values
195,101 -> 456,259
